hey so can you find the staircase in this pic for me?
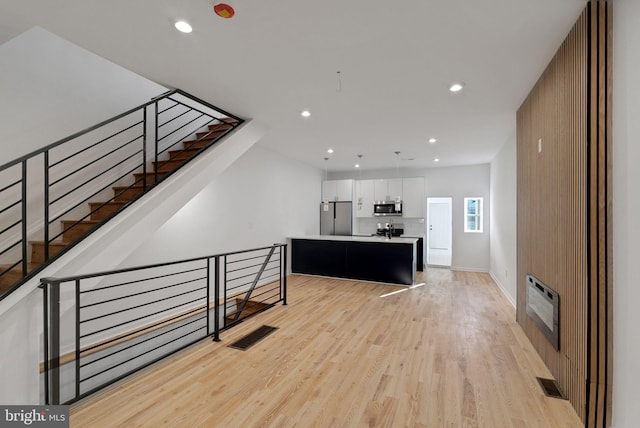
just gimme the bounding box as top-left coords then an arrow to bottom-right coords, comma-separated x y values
0,101 -> 240,296
225,297 -> 271,326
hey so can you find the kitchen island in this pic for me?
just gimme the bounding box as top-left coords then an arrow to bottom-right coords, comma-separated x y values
289,235 -> 417,285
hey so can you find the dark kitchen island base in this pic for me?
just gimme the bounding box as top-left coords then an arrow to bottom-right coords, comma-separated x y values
290,236 -> 416,286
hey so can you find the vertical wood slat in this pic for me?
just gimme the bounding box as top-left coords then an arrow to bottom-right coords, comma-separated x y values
516,2 -> 611,426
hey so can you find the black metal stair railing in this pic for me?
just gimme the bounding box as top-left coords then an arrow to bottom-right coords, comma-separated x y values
0,89 -> 243,300
40,243 -> 287,405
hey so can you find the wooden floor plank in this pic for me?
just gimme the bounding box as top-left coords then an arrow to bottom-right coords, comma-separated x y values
71,269 -> 583,427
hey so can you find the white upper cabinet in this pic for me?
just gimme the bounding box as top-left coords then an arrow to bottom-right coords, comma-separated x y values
387,179 -> 403,201
355,179 -> 375,218
402,177 -> 425,217
374,178 -> 403,201
354,177 -> 424,218
322,179 -> 353,201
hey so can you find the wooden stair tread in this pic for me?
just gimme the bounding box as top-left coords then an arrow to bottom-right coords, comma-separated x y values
29,240 -> 68,247
61,219 -> 101,226
88,201 -> 127,207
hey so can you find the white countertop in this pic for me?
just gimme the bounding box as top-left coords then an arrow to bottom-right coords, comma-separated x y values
289,235 -> 418,244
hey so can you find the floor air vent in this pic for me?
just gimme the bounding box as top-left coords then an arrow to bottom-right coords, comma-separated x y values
536,377 -> 567,399
228,325 -> 278,351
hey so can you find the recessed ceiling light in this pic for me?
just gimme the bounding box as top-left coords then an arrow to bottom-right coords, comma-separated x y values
355,164 -> 360,168
428,137 -> 437,144
301,110 -> 311,117
434,158 -> 440,162
174,21 -> 193,33
449,82 -> 465,93
327,148 -> 334,154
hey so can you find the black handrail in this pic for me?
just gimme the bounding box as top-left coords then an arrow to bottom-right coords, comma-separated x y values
40,243 -> 287,405
0,89 -> 244,300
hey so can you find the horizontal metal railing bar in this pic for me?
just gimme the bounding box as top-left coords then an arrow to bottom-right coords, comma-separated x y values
79,305 -> 206,355
49,120 -> 143,169
79,276 -> 206,309
156,118 -> 219,159
251,281 -> 280,298
80,287 -> 206,324
80,324 -> 205,384
79,296 -> 206,339
50,147 -> 142,206
80,266 -> 206,294
0,199 -> 21,215
80,315 -> 206,369
226,256 -> 280,270
40,244 -> 284,284
226,265 -> 280,283
0,240 -> 22,258
225,260 -> 270,274
172,89 -> 244,122
48,162 -> 141,227
50,134 -> 143,187
157,101 -> 179,115
248,293 -> 281,308
68,334 -> 206,405
226,259 -> 280,275
0,178 -> 21,193
1,260 -> 22,276
0,219 -> 21,236
226,280 -> 257,292
157,108 -> 194,129
226,251 -> 280,265
226,273 -> 280,293
157,113 -> 206,144
167,97 -> 226,122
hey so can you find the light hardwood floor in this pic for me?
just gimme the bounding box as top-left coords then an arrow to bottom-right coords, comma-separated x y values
71,269 -> 583,427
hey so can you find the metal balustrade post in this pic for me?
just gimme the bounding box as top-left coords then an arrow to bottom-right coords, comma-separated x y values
213,256 -> 220,342
75,279 -> 81,400
154,101 -> 159,184
283,244 -> 288,305
42,278 -> 61,405
206,258 -> 210,336
43,151 -> 50,261
143,107 -> 148,190
21,161 -> 27,277
40,283 -> 50,404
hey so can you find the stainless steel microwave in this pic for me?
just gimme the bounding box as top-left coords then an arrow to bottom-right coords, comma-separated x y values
373,201 -> 402,216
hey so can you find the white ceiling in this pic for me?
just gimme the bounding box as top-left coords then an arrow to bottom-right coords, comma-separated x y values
0,0 -> 586,172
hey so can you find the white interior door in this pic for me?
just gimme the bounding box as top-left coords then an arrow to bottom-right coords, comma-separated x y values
427,197 -> 452,266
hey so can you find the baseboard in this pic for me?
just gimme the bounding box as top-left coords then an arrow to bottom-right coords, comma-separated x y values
449,266 -> 488,273
489,271 -> 516,308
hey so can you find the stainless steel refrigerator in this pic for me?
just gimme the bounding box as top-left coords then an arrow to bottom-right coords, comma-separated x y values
320,201 -> 352,236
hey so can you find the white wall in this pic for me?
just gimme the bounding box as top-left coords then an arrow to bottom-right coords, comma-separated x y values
489,134 -> 517,306
612,0 -> 640,425
330,164 -> 491,272
0,27 -> 166,163
122,144 -> 322,266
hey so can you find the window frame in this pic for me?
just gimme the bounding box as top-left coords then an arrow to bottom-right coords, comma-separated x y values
463,197 -> 483,233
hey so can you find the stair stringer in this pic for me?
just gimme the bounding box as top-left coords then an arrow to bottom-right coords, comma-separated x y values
0,119 -> 268,405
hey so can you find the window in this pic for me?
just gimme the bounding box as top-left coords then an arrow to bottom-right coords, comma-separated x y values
464,197 -> 483,233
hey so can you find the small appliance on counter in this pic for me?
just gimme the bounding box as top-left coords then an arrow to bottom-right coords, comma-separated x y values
373,200 -> 402,216
375,222 -> 404,238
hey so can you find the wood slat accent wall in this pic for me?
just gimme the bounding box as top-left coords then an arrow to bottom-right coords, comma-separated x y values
516,2 -> 612,426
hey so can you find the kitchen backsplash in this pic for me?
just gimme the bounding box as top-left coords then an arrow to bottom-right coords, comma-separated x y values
356,218 -> 425,237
